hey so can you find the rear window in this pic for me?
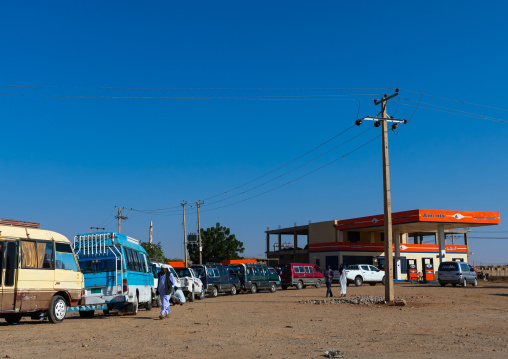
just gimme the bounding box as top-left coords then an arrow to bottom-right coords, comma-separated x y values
280,266 -> 291,273
439,262 -> 459,271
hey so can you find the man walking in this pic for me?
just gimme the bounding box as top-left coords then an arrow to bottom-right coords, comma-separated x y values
324,265 -> 334,298
157,264 -> 177,319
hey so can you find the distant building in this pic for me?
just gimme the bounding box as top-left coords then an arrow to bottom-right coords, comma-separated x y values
265,209 -> 500,280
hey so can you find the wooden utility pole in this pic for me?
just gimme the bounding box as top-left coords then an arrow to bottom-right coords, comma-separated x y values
196,200 -> 204,264
356,89 -> 406,303
115,207 -> 128,233
182,201 -> 188,267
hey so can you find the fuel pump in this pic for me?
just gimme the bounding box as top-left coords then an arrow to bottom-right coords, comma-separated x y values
421,257 -> 434,282
407,259 -> 417,282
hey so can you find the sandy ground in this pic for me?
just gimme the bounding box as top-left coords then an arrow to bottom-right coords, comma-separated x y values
1,280 -> 507,359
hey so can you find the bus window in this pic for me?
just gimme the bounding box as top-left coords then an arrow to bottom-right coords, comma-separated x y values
55,242 -> 78,271
79,258 -> 117,273
42,242 -> 54,269
5,242 -> 17,287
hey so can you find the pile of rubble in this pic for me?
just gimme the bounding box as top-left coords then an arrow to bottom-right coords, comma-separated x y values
299,295 -> 407,306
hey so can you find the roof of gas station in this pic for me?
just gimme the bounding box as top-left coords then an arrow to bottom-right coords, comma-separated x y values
335,209 -> 500,233
265,209 -> 500,236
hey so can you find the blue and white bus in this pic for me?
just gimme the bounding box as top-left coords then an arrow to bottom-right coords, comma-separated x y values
73,232 -> 153,317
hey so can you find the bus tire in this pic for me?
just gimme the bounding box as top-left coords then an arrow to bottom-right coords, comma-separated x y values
296,281 -> 303,290
250,284 -> 257,294
270,283 -> 276,293
315,280 -> 322,289
230,285 -> 237,295
128,296 -> 139,315
5,313 -> 22,325
48,295 -> 67,324
145,300 -> 152,311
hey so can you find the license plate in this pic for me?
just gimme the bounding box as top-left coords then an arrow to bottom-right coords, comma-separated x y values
91,288 -> 101,294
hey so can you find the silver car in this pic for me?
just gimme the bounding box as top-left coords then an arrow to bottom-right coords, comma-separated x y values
438,261 -> 477,287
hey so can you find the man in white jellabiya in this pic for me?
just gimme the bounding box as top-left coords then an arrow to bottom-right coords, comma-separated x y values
157,265 -> 177,319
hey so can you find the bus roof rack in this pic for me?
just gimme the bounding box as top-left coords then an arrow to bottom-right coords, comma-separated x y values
0,218 -> 40,229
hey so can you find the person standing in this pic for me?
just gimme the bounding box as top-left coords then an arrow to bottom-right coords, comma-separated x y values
339,264 -> 347,297
324,265 -> 334,298
157,264 -> 177,319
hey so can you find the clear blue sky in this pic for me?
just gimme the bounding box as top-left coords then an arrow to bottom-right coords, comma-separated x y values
1,1 -> 507,264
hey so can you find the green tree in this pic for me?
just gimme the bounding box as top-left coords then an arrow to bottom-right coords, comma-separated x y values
188,222 -> 244,264
141,242 -> 165,261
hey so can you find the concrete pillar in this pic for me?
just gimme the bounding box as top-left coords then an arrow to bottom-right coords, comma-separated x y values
370,232 -> 376,243
401,233 -> 408,244
278,233 -> 282,252
419,235 -> 423,244
266,232 -> 270,257
293,231 -> 298,261
437,224 -> 446,264
413,235 -> 418,244
465,232 -> 469,263
394,229 -> 401,280
338,230 -> 344,242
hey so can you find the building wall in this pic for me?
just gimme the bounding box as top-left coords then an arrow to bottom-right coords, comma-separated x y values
308,221 -> 337,244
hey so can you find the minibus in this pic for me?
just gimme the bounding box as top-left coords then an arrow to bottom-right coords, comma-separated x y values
0,220 -> 83,324
229,263 -> 279,293
74,232 -> 153,317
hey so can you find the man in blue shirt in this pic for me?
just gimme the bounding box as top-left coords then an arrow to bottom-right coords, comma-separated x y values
324,265 -> 334,298
157,264 -> 177,319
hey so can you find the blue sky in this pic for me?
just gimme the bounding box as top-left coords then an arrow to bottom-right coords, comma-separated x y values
1,1 -> 507,264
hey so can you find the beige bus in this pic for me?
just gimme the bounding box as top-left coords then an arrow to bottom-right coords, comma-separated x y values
0,219 -> 83,324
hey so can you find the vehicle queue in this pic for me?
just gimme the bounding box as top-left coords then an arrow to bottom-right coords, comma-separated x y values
0,223 -> 285,324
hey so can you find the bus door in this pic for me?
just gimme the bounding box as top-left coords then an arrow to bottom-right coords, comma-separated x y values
1,241 -> 18,311
407,259 -> 417,282
422,258 -> 434,283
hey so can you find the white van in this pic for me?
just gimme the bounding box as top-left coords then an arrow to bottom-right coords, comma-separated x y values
0,220 -> 84,324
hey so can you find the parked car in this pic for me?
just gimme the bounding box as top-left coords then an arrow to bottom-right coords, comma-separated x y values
346,264 -> 385,286
279,263 -> 325,290
437,261 -> 478,287
267,267 -> 281,288
190,264 -> 240,297
174,267 -> 205,301
230,263 -> 279,293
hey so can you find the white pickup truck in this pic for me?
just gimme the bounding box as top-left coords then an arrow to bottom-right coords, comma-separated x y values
174,267 -> 205,302
346,264 -> 385,286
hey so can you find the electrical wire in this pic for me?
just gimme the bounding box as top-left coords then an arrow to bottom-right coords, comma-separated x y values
1,84 -> 395,91
0,93 -> 379,101
204,124 -> 358,201
401,97 -> 506,123
203,125 -> 376,207
397,103 -> 508,124
200,134 -> 380,213
400,88 -> 508,113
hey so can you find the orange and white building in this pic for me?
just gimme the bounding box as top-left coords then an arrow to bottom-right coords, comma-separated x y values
265,209 -> 500,280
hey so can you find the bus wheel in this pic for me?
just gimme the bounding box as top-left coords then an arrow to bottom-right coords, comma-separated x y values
145,300 -> 152,311
315,280 -> 322,289
130,296 -> 139,315
48,295 -> 67,324
5,314 -> 22,325
270,283 -> 276,293
296,281 -> 303,290
230,285 -> 237,295
250,284 -> 257,294
210,286 -> 218,298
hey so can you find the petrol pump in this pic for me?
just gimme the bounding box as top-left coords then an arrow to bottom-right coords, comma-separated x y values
407,259 -> 418,282
421,257 -> 434,282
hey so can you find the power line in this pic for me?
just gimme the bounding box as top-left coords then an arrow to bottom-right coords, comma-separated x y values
400,97 -> 507,123
201,134 -> 380,213
204,125 -> 376,207
204,124 -> 358,201
1,84 -> 395,91
400,88 -> 508,113
397,102 -> 508,124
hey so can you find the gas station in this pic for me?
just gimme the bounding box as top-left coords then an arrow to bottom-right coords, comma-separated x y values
266,209 -> 500,281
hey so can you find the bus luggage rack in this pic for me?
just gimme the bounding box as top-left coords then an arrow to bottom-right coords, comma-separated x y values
74,233 -> 114,256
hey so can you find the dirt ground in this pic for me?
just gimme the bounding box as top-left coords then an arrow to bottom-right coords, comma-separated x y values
1,280 -> 508,359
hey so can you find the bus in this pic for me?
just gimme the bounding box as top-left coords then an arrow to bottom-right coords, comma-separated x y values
74,232 -> 153,317
0,220 -> 83,324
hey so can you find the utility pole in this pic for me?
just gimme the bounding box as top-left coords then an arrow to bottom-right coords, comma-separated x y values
182,201 -> 188,267
196,200 -> 204,264
115,207 -> 128,233
355,88 -> 406,303
149,219 -> 153,244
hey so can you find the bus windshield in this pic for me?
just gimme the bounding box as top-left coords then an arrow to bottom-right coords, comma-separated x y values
79,258 -> 118,273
